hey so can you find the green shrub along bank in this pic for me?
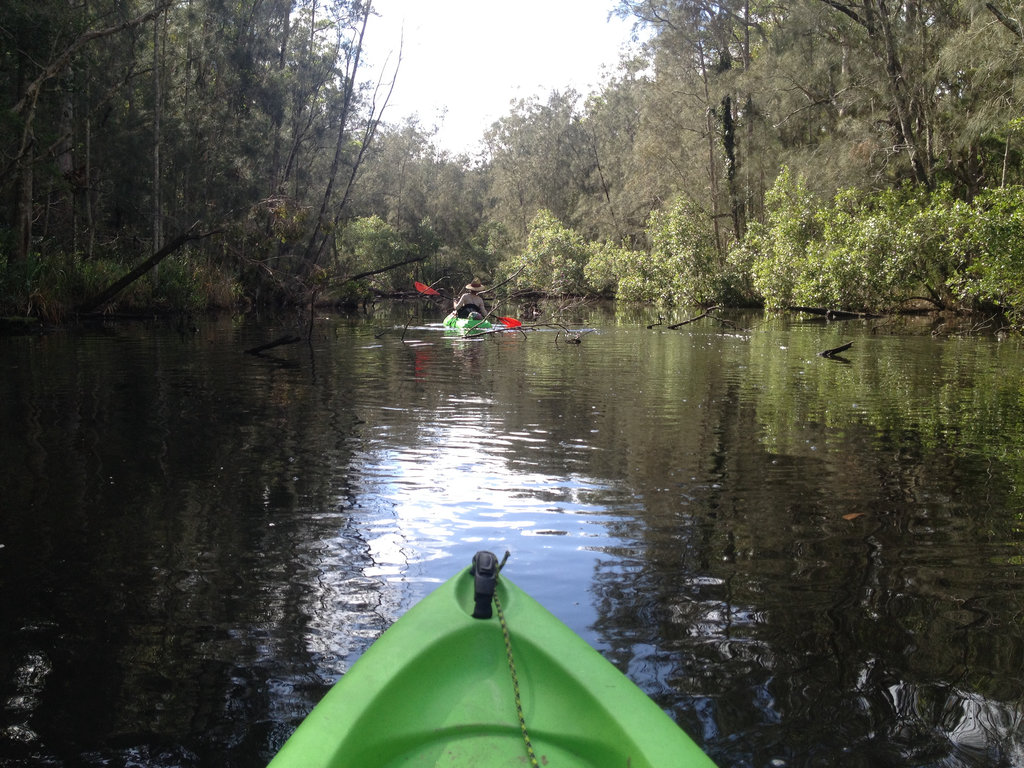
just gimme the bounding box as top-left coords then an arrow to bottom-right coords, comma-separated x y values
5,178 -> 1023,329
736,172 -> 1024,319
510,175 -> 1024,328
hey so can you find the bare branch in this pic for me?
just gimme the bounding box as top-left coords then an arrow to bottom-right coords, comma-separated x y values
817,0 -> 867,27
986,2 -> 1024,41
13,0 -> 175,116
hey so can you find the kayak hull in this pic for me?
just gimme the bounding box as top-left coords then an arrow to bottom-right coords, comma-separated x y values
443,312 -> 493,332
268,559 -> 717,768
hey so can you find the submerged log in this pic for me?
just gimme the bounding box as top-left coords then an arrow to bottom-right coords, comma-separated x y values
818,341 -> 853,358
0,316 -> 42,334
245,335 -> 303,355
790,306 -> 881,320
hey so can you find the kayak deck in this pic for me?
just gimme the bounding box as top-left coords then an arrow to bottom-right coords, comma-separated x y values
268,556 -> 717,767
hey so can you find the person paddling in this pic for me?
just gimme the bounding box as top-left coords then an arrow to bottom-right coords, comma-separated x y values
452,278 -> 487,319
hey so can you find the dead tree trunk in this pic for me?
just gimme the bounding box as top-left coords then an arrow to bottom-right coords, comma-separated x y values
76,224 -> 212,313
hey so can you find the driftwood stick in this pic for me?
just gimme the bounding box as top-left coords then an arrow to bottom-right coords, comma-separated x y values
347,253 -> 430,282
668,306 -> 718,329
818,341 -> 854,358
791,306 -> 881,320
459,326 -> 517,338
245,335 -> 303,355
481,265 -> 524,295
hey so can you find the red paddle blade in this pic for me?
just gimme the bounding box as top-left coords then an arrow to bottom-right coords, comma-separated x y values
498,316 -> 522,328
414,281 -> 441,296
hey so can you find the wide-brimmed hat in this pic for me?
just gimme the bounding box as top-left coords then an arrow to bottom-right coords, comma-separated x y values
465,278 -> 486,292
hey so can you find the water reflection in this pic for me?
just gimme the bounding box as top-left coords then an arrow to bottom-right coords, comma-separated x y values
1,310 -> 1023,767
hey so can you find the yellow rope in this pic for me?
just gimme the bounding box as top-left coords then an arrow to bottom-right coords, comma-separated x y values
493,551 -> 539,767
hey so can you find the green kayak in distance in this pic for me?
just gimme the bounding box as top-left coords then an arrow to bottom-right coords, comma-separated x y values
442,311 -> 494,332
267,552 -> 718,768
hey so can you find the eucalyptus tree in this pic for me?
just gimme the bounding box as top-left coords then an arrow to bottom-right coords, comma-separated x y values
483,90 -> 591,242
935,0 -> 1024,191
301,0 -> 380,273
780,0 -> 944,188
349,118 -> 497,284
617,0 -> 771,248
750,0 -> 1022,195
355,119 -> 444,233
575,63 -> 652,246
206,0 -> 390,292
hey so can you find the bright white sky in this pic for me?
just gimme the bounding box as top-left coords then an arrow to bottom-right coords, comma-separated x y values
365,0 -> 636,154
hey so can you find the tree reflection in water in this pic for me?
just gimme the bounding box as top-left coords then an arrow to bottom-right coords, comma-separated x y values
0,309 -> 1022,767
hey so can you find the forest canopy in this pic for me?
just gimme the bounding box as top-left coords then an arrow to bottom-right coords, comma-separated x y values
2,0 -> 1023,323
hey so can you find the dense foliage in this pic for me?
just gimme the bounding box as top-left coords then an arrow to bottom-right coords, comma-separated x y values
737,176 -> 1024,317
2,0 -> 1023,324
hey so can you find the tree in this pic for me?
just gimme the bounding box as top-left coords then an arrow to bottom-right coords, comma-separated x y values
936,4 -> 1024,192
484,91 -> 590,241
303,0 -> 379,272
577,63 -> 651,246
351,119 -> 497,283
618,0 -> 773,245
2,0 -> 173,265
506,209 -> 591,295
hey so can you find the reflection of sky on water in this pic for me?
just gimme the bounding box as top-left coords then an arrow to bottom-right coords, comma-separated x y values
302,415 -> 648,658
6,315 -> 1024,767
878,680 -> 1024,766
289,361 -> 667,677
285,318 -> 1024,768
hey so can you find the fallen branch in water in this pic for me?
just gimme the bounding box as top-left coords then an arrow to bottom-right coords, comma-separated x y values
480,265 -> 524,296
459,325 -> 525,339
245,335 -> 303,355
791,306 -> 881,320
818,341 -> 853,358
668,306 -> 718,329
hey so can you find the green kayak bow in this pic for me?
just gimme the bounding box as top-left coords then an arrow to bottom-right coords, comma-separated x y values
268,552 -> 718,768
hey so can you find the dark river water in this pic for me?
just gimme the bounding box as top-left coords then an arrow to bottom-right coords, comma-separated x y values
1,305 -> 1023,767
